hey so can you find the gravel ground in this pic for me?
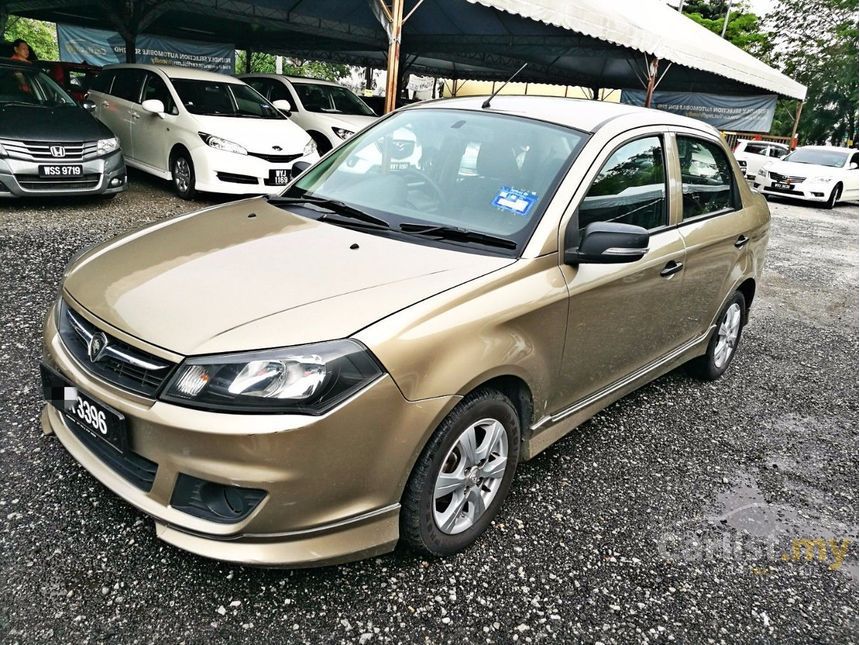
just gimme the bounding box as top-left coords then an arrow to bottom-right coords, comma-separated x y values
1,173 -> 857,644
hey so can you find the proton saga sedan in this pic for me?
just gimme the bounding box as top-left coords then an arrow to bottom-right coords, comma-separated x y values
41,95 -> 770,566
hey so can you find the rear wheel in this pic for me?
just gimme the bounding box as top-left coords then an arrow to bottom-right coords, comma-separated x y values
824,183 -> 842,209
687,291 -> 746,381
171,151 -> 196,200
400,389 -> 520,556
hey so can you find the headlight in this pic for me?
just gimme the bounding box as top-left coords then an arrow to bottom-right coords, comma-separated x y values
332,127 -> 354,140
757,168 -> 767,177
160,340 -> 383,414
303,138 -> 317,156
97,137 -> 119,155
199,132 -> 247,155
0,142 -> 6,157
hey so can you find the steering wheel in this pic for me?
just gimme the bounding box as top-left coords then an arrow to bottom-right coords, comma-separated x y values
397,167 -> 445,211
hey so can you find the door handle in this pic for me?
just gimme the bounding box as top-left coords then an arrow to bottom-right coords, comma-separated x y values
734,234 -> 750,248
660,260 -> 684,278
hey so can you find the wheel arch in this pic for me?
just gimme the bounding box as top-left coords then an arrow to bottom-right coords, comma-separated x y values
737,277 -> 756,324
168,143 -> 192,169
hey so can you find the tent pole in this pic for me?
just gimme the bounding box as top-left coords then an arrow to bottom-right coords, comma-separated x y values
644,56 -> 659,108
790,100 -> 804,149
383,0 -> 404,114
245,48 -> 252,73
0,6 -> 8,37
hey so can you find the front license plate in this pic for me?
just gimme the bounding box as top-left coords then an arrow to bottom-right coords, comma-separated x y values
269,169 -> 290,185
40,363 -> 128,453
39,164 -> 83,177
772,181 -> 793,190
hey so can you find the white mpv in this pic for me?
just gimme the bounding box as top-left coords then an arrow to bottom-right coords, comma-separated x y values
88,64 -> 318,198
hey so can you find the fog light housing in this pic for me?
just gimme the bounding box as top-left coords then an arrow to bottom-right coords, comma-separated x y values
109,177 -> 122,187
170,473 -> 266,524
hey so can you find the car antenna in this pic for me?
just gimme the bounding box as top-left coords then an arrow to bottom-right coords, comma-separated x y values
482,63 -> 528,110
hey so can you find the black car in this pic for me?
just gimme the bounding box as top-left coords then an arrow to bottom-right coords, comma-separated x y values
0,59 -> 126,198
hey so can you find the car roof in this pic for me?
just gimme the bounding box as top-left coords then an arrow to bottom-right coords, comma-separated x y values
239,73 -> 343,87
405,95 -> 720,136
102,63 -> 243,83
797,145 -> 857,153
739,139 -> 787,147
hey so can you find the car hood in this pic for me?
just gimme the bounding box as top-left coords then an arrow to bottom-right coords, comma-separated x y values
63,198 -> 513,356
193,114 -> 310,156
764,159 -> 835,177
314,113 -> 377,133
0,104 -> 113,142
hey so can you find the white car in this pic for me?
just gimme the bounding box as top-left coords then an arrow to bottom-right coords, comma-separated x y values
240,74 -> 377,153
88,64 -> 318,199
753,145 -> 859,208
732,139 -> 789,180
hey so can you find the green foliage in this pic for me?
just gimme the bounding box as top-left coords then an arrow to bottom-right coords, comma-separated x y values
684,2 -> 773,59
3,16 -> 59,61
767,0 -> 859,144
234,51 -> 348,82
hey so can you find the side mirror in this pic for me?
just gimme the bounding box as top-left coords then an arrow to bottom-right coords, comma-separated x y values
141,99 -> 165,115
291,160 -> 311,178
81,99 -> 96,112
850,162 -> 859,170
564,220 -> 650,265
272,99 -> 292,116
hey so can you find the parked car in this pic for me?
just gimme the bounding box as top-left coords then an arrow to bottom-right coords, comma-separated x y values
753,145 -> 859,208
39,60 -> 102,104
240,74 -> 377,153
732,139 -> 789,180
41,96 -> 769,566
0,59 -> 126,198
88,64 -> 318,198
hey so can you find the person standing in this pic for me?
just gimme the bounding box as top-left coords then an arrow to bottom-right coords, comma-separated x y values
10,39 -> 33,63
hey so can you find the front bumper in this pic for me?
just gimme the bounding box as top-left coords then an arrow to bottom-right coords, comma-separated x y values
754,177 -> 836,202
41,303 -> 456,566
191,145 -> 319,196
0,150 -> 126,198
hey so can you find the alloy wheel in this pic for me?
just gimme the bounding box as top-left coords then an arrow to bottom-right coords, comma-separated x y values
714,302 -> 742,368
173,157 -> 191,193
433,417 -> 509,535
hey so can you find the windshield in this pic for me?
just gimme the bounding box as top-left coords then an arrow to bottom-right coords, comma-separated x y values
0,66 -> 76,107
283,108 -> 589,254
782,148 -> 850,168
292,82 -> 375,116
172,79 -> 285,119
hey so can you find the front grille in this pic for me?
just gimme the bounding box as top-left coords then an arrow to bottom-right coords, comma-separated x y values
247,151 -> 302,163
0,138 -> 99,162
16,174 -> 101,191
65,416 -> 158,491
58,300 -> 176,397
769,171 -> 806,183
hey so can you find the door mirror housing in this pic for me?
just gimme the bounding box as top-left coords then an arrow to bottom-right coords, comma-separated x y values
272,99 -> 293,116
81,99 -> 96,112
564,221 -> 650,265
291,160 -> 311,178
141,99 -> 165,115
850,162 -> 859,170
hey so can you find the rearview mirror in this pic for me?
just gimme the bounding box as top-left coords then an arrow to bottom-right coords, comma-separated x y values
291,161 -> 311,178
141,99 -> 165,115
564,221 -> 650,265
272,99 -> 293,116
81,99 -> 96,112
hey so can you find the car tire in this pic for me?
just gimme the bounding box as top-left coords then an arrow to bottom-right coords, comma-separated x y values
687,291 -> 746,381
400,388 -> 520,556
309,131 -> 332,155
824,184 -> 842,209
171,151 -> 196,200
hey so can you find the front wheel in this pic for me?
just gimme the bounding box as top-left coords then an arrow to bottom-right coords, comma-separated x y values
400,389 -> 520,556
171,152 -> 196,200
824,184 -> 842,209
687,291 -> 746,381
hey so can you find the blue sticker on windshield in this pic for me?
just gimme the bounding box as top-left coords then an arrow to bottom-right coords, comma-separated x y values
492,186 -> 538,216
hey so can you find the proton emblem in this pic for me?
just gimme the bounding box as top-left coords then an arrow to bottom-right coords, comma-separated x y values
272,145 -> 282,151
50,146 -> 66,158
87,332 -> 109,363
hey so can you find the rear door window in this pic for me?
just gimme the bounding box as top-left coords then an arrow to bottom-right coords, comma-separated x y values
677,136 -> 737,220
578,136 -> 667,232
91,70 -> 115,94
111,69 -> 146,103
744,143 -> 768,156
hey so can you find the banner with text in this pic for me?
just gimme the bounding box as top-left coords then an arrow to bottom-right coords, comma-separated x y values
57,24 -> 234,74
620,90 -> 777,133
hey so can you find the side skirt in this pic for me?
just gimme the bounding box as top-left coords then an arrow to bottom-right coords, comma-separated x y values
522,329 -> 712,460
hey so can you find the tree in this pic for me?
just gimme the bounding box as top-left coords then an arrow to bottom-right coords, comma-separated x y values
234,51 -> 348,82
3,16 -> 59,60
767,0 -> 859,145
683,1 -> 773,59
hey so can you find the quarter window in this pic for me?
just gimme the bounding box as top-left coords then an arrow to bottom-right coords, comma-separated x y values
677,136 -> 736,220
579,136 -> 667,232
111,69 -> 146,103
91,70 -> 115,94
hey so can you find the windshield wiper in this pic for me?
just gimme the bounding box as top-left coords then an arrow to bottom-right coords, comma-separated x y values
268,196 -> 391,229
398,222 -> 517,250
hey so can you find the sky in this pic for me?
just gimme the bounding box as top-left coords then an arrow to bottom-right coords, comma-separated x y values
666,0 -> 776,16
